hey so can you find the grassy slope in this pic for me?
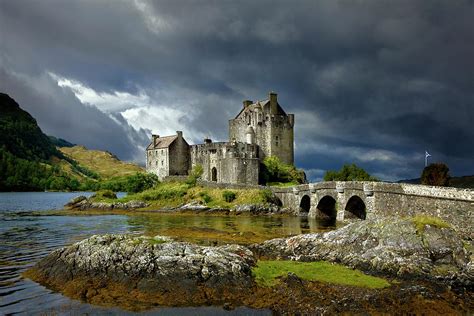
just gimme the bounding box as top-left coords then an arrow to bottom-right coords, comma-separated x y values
59,146 -> 143,180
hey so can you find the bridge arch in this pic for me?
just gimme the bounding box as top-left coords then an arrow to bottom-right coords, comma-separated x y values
316,195 -> 337,219
344,195 -> 366,220
299,195 -> 311,215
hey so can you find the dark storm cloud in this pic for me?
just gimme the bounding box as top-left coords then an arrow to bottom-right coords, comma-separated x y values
1,0 -> 473,180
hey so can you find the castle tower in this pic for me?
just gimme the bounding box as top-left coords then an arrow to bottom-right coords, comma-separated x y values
228,92 -> 294,165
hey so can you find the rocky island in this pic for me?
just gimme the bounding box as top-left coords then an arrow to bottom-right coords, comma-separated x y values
25,217 -> 473,314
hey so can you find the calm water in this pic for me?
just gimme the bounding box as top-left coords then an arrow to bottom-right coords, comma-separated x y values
0,192 -> 336,315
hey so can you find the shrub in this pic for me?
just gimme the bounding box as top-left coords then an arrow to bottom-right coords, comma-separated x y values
260,156 -> 306,185
421,163 -> 450,186
125,172 -> 159,193
186,164 -> 203,187
222,190 -> 237,203
260,189 -> 274,203
95,189 -> 117,199
199,191 -> 212,203
323,164 -> 378,181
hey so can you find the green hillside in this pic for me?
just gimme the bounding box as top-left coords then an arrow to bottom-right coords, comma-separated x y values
0,93 -> 59,161
0,93 -> 147,192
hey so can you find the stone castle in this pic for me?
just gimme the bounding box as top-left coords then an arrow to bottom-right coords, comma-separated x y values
146,92 -> 294,185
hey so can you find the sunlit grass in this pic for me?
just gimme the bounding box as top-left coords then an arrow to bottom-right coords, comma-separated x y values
411,215 -> 451,234
59,146 -> 143,179
252,260 -> 391,289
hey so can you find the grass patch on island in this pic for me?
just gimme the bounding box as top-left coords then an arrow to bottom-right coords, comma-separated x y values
252,260 -> 391,289
104,181 -> 274,210
411,215 -> 451,234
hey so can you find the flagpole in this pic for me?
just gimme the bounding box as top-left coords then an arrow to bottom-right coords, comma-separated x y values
425,150 -> 431,167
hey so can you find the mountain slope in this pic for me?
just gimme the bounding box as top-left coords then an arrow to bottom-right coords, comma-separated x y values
0,93 -> 59,161
59,146 -> 143,180
0,93 -> 145,191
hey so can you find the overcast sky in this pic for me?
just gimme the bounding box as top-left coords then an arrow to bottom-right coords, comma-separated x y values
1,0 -> 473,181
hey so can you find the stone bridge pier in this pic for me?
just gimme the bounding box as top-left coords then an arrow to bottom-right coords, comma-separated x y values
270,181 -> 473,238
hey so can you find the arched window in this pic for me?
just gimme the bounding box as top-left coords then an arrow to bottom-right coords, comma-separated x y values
275,135 -> 279,146
211,167 -> 217,182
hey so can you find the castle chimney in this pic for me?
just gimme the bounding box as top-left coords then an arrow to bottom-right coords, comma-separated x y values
269,91 -> 277,114
152,134 -> 159,146
243,100 -> 252,108
176,131 -> 183,138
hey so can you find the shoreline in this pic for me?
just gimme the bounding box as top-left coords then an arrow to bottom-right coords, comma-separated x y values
23,218 -> 473,314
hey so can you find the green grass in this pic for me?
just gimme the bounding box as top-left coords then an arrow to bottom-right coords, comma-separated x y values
91,181 -> 277,210
411,215 -> 451,233
252,260 -> 391,289
267,181 -> 299,187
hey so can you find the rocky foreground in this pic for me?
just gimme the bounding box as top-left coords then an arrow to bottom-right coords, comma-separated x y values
25,218 -> 473,313
252,217 -> 473,287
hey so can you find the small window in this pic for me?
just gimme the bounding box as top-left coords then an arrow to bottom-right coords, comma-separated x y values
161,149 -> 164,154
275,136 -> 279,146
155,161 -> 158,166
161,160 -> 164,166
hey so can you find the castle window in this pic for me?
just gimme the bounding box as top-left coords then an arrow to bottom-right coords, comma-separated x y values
161,149 -> 164,154
155,161 -> 158,166
161,160 -> 164,166
275,136 -> 279,146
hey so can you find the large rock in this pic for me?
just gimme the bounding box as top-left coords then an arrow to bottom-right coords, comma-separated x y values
26,234 -> 256,306
65,195 -> 149,210
251,217 -> 473,287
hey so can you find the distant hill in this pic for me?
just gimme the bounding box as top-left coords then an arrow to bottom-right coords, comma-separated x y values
0,92 -> 144,191
59,146 -> 143,180
0,93 -> 59,161
398,176 -> 474,189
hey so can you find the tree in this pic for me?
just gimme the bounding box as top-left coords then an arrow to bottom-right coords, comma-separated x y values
323,164 -> 378,181
260,156 -> 306,185
421,163 -> 450,186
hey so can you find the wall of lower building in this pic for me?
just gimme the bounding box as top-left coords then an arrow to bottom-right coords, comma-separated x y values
190,141 -> 259,185
146,148 -> 169,180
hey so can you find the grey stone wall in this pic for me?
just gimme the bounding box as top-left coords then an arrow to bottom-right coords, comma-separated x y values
168,134 -> 189,176
190,141 -> 259,185
146,147 -> 169,180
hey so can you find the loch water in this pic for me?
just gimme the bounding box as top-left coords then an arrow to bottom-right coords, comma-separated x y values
0,192 -> 337,315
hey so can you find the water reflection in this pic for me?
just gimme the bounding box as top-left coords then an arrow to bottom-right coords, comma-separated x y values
125,213 -> 338,245
0,192 -> 338,314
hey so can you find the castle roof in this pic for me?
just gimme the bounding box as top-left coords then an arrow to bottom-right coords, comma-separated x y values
233,99 -> 287,119
147,135 -> 177,150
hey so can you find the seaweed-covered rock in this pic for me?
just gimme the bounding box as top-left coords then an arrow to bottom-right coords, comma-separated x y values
251,217 -> 472,287
25,234 -> 256,307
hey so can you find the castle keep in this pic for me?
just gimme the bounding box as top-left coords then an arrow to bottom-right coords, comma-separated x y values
146,92 -> 294,184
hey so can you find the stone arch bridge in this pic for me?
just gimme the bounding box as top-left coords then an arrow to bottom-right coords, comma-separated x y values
271,181 -> 473,238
